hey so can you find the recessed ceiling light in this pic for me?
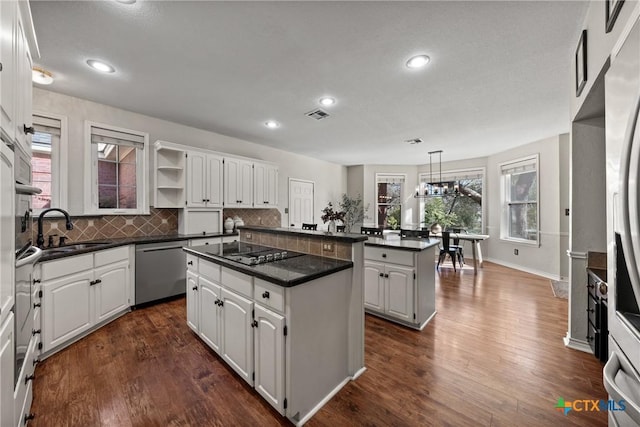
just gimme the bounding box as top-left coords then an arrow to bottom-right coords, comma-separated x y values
265,120 -> 280,129
32,66 -> 53,85
406,55 -> 430,69
319,97 -> 335,107
87,59 -> 115,73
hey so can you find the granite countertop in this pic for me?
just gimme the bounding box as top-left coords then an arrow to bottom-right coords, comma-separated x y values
37,232 -> 238,262
364,236 -> 440,252
237,225 -> 368,243
185,243 -> 353,287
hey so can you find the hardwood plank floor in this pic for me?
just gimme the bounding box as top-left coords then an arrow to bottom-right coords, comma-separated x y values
31,262 -> 607,426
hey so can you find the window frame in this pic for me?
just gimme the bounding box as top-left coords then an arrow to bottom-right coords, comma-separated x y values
375,173 -> 406,229
83,120 -> 149,215
31,111 -> 68,215
418,167 -> 486,233
499,154 -> 540,246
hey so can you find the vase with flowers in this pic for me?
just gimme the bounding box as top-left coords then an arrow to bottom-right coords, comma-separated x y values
321,202 -> 345,233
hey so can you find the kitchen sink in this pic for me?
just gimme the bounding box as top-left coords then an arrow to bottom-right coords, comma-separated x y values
43,241 -> 113,254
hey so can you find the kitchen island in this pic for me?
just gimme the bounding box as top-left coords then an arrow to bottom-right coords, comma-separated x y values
364,236 -> 440,330
183,242 -> 358,426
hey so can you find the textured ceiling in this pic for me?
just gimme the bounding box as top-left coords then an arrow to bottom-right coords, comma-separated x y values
30,1 -> 589,165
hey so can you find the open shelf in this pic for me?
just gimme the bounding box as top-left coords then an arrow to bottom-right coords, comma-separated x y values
154,141 -> 186,208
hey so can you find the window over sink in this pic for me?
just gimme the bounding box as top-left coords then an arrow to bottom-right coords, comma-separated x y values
84,121 -> 149,215
31,112 -> 68,213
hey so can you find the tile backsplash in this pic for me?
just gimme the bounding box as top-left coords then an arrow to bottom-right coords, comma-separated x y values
32,208 -> 179,243
223,208 -> 281,227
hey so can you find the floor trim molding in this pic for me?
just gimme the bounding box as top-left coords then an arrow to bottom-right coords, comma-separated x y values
484,258 -> 561,281
563,333 -> 593,354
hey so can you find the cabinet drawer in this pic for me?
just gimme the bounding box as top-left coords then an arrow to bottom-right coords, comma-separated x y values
94,246 -> 129,267
41,254 -> 93,281
222,235 -> 239,243
364,247 -> 414,267
199,260 -> 221,283
221,267 -> 252,298
191,237 -> 220,246
186,254 -> 198,270
254,279 -> 285,313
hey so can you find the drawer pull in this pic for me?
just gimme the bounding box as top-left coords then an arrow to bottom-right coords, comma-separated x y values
262,291 -> 270,299
251,320 -> 258,328
32,329 -> 41,336
379,273 -> 384,277
33,303 -> 41,309
382,253 -> 387,258
188,261 -> 193,265
192,286 -> 198,291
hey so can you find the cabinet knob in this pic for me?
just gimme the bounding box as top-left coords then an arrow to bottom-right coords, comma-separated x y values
192,286 -> 198,291
382,253 -> 387,258
379,273 -> 384,277
33,303 -> 41,308
262,291 -> 270,299
33,279 -> 41,284
251,320 -> 258,328
187,261 -> 193,265
23,125 -> 35,135
384,274 -> 389,278
0,62 -> 3,72
32,329 -> 41,336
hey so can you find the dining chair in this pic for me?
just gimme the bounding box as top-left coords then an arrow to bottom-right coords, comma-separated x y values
447,227 -> 467,265
437,231 -> 459,271
360,226 -> 383,236
336,225 -> 346,232
302,223 -> 318,230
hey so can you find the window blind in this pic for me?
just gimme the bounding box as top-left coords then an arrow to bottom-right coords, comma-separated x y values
376,174 -> 405,184
33,115 -> 61,137
90,126 -> 145,149
501,158 -> 537,175
420,169 -> 483,182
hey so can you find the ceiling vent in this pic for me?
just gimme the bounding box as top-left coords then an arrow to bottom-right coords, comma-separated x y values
405,138 -> 423,144
305,109 -> 330,120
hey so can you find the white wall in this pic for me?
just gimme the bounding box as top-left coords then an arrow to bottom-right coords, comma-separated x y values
485,135 -> 563,279
33,88 -> 347,226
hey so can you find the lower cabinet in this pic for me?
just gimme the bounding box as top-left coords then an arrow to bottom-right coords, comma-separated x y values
41,247 -> 130,354
186,257 -> 286,414
364,260 -> 414,322
0,313 -> 14,427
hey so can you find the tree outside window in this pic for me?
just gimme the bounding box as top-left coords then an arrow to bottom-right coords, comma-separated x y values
500,155 -> 539,244
376,174 -> 404,229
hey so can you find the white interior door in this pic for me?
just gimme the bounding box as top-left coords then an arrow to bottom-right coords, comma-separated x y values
288,179 -> 314,228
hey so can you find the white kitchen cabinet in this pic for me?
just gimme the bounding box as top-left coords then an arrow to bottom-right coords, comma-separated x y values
224,157 -> 253,208
14,4 -> 33,157
187,151 -> 223,208
364,245 -> 436,330
0,313 -> 14,427
186,270 -> 199,333
0,143 -> 14,327
198,275 -> 221,353
153,142 -> 186,208
221,287 -> 254,384
254,303 -> 285,413
178,209 -> 221,235
40,247 -> 131,354
253,162 -> 278,208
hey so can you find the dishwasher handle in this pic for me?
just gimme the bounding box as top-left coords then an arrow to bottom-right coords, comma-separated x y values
138,245 -> 185,253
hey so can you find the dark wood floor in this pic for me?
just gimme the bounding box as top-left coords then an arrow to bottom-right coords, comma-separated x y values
31,262 -> 607,426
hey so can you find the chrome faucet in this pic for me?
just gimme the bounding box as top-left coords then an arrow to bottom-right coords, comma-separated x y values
36,208 -> 73,248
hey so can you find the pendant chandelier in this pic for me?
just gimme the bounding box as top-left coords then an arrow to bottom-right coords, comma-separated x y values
414,150 -> 459,198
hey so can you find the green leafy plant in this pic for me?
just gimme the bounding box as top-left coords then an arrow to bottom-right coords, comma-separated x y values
423,197 -> 458,229
339,193 -> 369,232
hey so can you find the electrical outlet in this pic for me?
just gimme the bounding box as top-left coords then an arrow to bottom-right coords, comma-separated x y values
565,208 -> 570,216
246,233 -> 252,240
323,243 -> 334,252
514,248 -> 519,255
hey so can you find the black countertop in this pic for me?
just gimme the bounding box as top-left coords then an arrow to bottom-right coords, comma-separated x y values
237,225 -> 368,243
184,243 -> 353,287
364,236 -> 440,252
38,232 -> 238,262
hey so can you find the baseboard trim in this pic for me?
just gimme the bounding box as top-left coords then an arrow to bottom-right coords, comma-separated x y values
293,376 -> 351,426
484,257 -> 561,281
351,366 -> 367,380
563,333 -> 593,354
418,311 -> 437,331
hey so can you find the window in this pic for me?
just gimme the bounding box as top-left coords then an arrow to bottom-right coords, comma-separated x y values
419,168 -> 484,233
84,122 -> 149,214
376,174 -> 405,229
500,155 -> 539,245
31,113 -> 67,212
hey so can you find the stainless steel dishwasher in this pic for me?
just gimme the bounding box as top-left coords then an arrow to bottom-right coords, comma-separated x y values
135,240 -> 188,305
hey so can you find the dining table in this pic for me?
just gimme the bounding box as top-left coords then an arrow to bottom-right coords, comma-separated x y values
431,232 -> 489,274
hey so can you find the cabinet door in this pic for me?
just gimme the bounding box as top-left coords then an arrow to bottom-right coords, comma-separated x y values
0,313 -> 14,427
254,304 -> 286,414
14,6 -> 32,157
238,160 -> 253,208
253,162 -> 267,207
206,154 -> 223,207
186,271 -> 199,332
221,288 -> 253,384
0,0 -> 16,143
364,261 -> 385,312
198,276 -> 221,353
385,265 -> 415,322
187,151 -> 207,208
42,270 -> 93,352
0,145 -> 14,326
93,260 -> 129,323
265,165 -> 278,207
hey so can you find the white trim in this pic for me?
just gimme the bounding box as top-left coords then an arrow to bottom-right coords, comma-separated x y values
567,250 -> 588,260
418,310 -> 437,331
484,257 -> 561,281
31,111 -> 68,213
374,172 -> 406,228
350,366 -> 367,380
293,376 -> 351,427
563,333 -> 593,354
84,120 -> 149,215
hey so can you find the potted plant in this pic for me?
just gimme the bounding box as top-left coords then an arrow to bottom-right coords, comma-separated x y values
339,193 -> 369,233
423,198 -> 458,233
321,202 -> 345,233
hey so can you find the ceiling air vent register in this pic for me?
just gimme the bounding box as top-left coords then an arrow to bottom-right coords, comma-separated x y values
406,138 -> 423,144
305,109 -> 330,120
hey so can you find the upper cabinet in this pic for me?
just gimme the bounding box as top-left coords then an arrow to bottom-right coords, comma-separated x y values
224,157 -> 253,208
253,161 -> 278,208
154,141 -> 186,208
187,151 -> 223,208
0,0 -> 37,155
